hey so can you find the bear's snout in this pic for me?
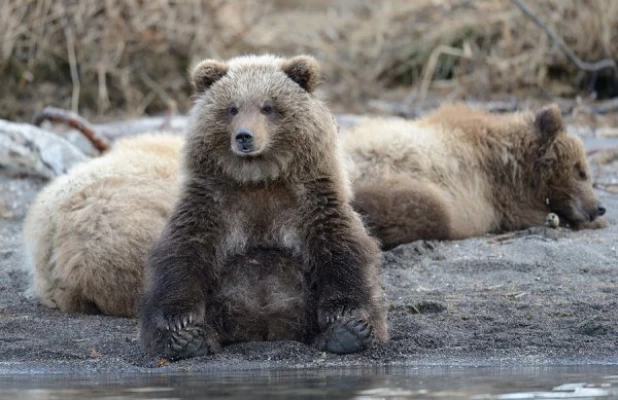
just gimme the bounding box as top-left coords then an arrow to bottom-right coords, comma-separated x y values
587,203 -> 606,221
234,129 -> 254,153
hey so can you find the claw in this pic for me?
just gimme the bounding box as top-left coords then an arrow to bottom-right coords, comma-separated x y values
316,305 -> 373,355
171,336 -> 187,348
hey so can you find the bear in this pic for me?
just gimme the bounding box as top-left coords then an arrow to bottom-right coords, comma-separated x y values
22,133 -> 184,317
139,54 -> 388,360
343,103 -> 607,250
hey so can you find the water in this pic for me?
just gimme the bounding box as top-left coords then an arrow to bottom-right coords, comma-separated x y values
1,366 -> 618,399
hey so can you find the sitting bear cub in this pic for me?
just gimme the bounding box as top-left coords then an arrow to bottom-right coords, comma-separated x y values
139,55 -> 388,360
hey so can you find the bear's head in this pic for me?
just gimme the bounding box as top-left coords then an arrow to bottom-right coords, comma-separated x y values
534,104 -> 606,227
184,54 -> 339,183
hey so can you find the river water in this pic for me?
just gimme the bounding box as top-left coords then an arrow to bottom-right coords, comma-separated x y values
1,366 -> 617,399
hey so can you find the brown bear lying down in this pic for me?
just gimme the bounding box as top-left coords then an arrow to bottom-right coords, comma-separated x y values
22,103 -> 606,319
344,104 -> 607,250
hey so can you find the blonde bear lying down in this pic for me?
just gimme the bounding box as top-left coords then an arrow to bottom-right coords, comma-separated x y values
23,134 -> 183,317
22,103 -> 607,316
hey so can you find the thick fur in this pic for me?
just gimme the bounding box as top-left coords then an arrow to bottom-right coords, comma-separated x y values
140,55 -> 387,360
22,134 -> 184,317
344,104 -> 607,250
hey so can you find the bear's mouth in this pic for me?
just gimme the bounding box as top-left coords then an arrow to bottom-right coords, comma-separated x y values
552,202 -> 595,227
231,143 -> 266,157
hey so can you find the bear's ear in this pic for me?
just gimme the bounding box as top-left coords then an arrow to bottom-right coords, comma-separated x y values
534,104 -> 564,148
281,55 -> 321,93
190,59 -> 229,93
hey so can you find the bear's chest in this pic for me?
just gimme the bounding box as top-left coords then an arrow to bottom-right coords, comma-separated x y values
220,186 -> 303,256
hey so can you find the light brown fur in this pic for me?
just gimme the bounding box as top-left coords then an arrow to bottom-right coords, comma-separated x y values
22,133 -> 184,317
344,104 -> 607,249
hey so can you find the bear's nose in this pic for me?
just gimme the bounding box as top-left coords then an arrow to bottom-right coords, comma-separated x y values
235,130 -> 254,147
598,205 -> 606,216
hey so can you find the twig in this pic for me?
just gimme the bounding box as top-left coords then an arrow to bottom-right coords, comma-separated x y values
138,69 -> 178,130
487,226 -> 555,245
159,102 -> 178,131
97,64 -> 111,114
417,45 -> 472,105
488,232 -> 516,245
32,107 -> 110,153
64,24 -> 80,113
510,0 -> 617,75
138,69 -> 177,113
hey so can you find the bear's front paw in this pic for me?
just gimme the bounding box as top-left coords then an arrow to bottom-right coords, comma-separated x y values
314,303 -> 372,354
572,217 -> 609,230
142,312 -> 221,361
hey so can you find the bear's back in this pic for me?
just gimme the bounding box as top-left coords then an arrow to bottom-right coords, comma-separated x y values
22,133 -> 183,316
342,116 -> 476,189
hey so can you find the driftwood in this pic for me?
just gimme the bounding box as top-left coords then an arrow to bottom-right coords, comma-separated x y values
0,120 -> 89,179
33,107 -> 110,153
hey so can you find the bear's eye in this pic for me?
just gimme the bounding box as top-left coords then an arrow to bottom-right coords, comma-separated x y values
229,106 -> 239,116
261,105 -> 273,115
574,164 -> 587,180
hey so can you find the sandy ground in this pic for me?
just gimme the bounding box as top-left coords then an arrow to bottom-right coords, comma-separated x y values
1,151 -> 618,375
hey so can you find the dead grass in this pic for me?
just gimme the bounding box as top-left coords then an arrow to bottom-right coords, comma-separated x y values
1,0 -> 617,121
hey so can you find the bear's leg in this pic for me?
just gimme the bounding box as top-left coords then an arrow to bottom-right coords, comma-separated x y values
140,205 -> 223,360
140,297 -> 221,361
352,180 -> 453,250
53,289 -> 101,314
300,179 -> 387,354
569,217 -> 609,230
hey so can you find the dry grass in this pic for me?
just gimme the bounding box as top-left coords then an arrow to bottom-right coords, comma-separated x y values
1,0 -> 617,121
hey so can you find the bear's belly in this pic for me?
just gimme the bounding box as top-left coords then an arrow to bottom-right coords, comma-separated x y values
210,248 -> 313,344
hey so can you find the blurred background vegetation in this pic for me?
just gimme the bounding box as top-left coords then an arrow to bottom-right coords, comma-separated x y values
1,0 -> 617,121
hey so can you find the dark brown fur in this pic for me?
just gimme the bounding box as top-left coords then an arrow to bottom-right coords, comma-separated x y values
140,55 -> 387,360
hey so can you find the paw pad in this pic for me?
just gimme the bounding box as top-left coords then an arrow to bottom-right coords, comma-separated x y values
156,314 -> 219,360
316,307 -> 373,354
